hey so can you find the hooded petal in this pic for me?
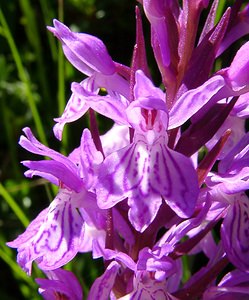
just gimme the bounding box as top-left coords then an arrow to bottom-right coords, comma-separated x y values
48,19 -> 116,76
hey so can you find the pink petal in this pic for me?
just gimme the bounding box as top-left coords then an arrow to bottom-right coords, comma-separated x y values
48,19 -> 116,76
53,88 -> 89,140
168,75 -> 226,128
96,135 -> 199,231
221,193 -> 249,272
87,261 -> 120,300
36,268 -> 83,300
7,190 -> 86,274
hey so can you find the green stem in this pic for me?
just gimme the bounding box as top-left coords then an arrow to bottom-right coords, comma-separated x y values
39,0 -> 57,61
0,183 -> 29,228
57,0 -> 68,152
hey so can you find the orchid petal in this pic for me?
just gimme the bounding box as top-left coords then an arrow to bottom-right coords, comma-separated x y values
128,193 -> 163,232
48,19 -> 116,76
221,193 -> 249,272
20,128 -> 78,174
134,70 -> 166,101
92,240 -> 136,270
143,0 -> 171,67
219,132 -> 249,174
137,247 -> 177,281
217,5 -> 249,57
80,129 -> 103,189
87,261 -> 120,300
72,82 -> 128,125
36,268 -> 83,300
7,190 -> 86,274
226,41 -> 249,91
22,160 -> 83,192
53,88 -> 89,140
96,135 -> 198,231
119,272 -> 178,300
233,92 -> 249,118
205,116 -> 245,160
168,75 -> 225,128
100,124 -> 130,156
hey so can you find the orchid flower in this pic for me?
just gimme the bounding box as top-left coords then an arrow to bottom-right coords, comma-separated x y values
8,1 -> 249,299
7,128 -> 105,274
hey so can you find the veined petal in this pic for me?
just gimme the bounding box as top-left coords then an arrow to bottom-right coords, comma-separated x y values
169,75 -> 226,128
80,129 -> 103,189
128,192 -> 163,232
7,189 -> 86,274
87,261 -> 120,300
72,82 -> 128,125
221,193 -> 249,272
119,272 -> 178,300
96,134 -> 198,231
53,88 -> 89,140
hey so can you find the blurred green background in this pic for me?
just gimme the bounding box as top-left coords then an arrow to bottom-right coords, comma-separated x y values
0,1 -> 136,299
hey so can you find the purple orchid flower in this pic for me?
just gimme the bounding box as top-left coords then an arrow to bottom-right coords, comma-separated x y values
36,268 -> 83,300
89,238 -> 182,300
93,70 -> 199,232
7,189 -> 86,275
203,269 -> 249,300
201,134 -> 249,272
8,2 -> 249,299
206,133 -> 249,194
221,192 -> 249,272
36,269 -> 83,300
7,127 -> 105,274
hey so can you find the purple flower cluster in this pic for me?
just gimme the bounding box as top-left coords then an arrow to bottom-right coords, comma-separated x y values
8,1 -> 249,299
